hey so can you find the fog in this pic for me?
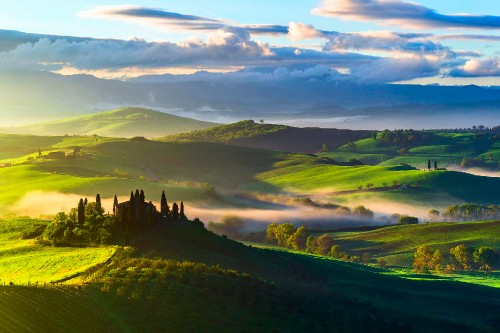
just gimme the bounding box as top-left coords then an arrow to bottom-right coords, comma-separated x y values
10,191 -> 129,216
446,166 -> 499,178
10,191 -> 442,232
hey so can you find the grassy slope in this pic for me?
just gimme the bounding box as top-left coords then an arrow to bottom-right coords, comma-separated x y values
0,221 -> 498,332
321,132 -> 499,168
0,107 -> 216,138
0,218 -> 117,284
161,119 -> 370,153
0,135 -> 499,214
325,221 -> 500,267
255,161 -> 500,205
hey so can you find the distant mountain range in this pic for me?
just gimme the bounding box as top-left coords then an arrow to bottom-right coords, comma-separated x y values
0,68 -> 499,129
0,107 -> 215,138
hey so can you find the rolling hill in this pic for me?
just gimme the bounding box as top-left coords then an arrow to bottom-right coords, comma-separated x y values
161,119 -> 371,153
0,107 -> 217,138
0,135 -> 499,216
321,131 -> 499,169
0,219 -> 498,332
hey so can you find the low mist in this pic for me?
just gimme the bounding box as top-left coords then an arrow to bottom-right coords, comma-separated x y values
9,191 -> 444,233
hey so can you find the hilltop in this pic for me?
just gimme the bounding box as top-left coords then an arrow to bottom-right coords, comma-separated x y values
161,120 -> 370,153
0,107 -> 216,138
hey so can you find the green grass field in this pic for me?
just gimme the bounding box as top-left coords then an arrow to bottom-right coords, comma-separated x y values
321,131 -> 499,169
0,133 -> 498,217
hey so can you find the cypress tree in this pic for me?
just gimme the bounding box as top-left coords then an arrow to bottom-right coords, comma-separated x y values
96,194 -> 102,214
434,161 -> 438,170
180,201 -> 186,221
113,195 -> 118,215
135,189 -> 140,200
77,198 -> 85,225
427,159 -> 431,171
83,198 -> 88,206
161,191 -> 168,216
129,191 -> 136,239
172,202 -> 179,221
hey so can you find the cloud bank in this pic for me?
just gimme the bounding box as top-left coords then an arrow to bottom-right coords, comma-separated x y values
313,0 -> 500,30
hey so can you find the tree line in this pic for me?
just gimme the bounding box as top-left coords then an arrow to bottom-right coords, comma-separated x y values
375,129 -> 431,145
428,204 -> 500,222
266,223 -> 368,263
413,244 -> 498,274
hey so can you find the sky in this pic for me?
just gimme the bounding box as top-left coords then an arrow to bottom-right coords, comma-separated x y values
0,0 -> 499,85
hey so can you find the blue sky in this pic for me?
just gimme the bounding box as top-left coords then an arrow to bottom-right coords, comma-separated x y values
0,0 -> 499,84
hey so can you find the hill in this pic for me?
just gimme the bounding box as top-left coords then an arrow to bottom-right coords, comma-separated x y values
0,135 -> 499,216
0,107 -> 216,138
0,219 -> 499,332
161,120 -> 370,153
320,131 -> 499,169
1,67 -> 499,129
323,220 -> 500,268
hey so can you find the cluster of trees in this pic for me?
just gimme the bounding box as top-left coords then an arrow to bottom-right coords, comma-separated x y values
376,129 -> 431,145
117,190 -> 165,244
414,244 -> 498,274
40,189 -> 196,246
428,204 -> 500,222
266,223 -> 367,263
158,190 -> 187,223
39,194 -> 118,246
168,120 -> 287,143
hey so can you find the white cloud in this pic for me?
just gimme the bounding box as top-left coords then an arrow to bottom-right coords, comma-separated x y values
449,58 -> 500,77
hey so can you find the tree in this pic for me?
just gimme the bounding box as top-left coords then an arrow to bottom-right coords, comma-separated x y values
38,148 -> 42,157
450,244 -> 475,271
274,223 -> 296,247
160,191 -> 169,217
83,198 -> 88,206
306,236 -> 318,253
128,191 -> 136,227
266,223 -> 278,244
77,198 -> 85,225
346,142 -> 357,152
397,215 -> 419,225
172,202 -> 179,220
321,144 -> 329,153
180,201 -> 186,221
85,202 -> 104,219
427,159 -> 431,171
430,249 -> 443,271
413,245 -> 434,273
95,194 -> 102,214
352,205 -> 374,221
473,247 -> 498,273
434,161 -> 437,170
286,226 -> 309,250
427,209 -> 440,221
316,234 -> 335,255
